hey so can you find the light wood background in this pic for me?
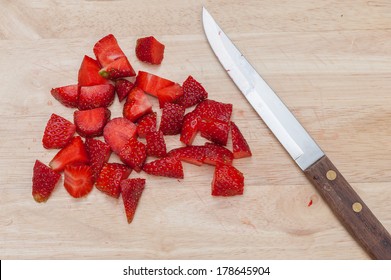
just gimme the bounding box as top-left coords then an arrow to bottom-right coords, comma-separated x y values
1,0 -> 391,259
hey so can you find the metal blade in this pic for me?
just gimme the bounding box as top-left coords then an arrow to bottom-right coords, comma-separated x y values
202,7 -> 324,170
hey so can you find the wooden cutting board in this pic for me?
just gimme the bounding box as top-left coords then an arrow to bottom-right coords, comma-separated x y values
1,0 -> 391,259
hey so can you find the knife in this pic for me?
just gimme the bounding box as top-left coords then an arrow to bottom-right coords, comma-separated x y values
202,7 -> 391,259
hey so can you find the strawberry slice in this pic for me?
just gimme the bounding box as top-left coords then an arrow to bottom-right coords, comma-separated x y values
231,121 -> 252,159
180,111 -> 201,145
212,164 -> 244,196
93,34 -> 126,67
198,118 -> 230,146
78,55 -> 109,86
194,99 -> 232,123
99,56 -> 136,79
157,83 -> 183,108
135,71 -> 175,97
115,79 -> 134,102
203,143 -> 233,166
167,146 -> 206,166
146,130 -> 167,158
136,112 -> 157,138
143,156 -> 184,179
32,160 -> 61,203
159,103 -> 186,135
85,138 -> 111,181
119,138 -> 147,172
135,36 -> 165,65
103,117 -> 137,155
120,178 -> 146,223
96,163 -> 131,198
74,107 -> 111,137
42,113 -> 76,149
64,164 -> 94,198
176,76 -> 208,108
78,84 -> 115,110
123,87 -> 152,122
49,136 -> 89,172
50,84 -> 79,108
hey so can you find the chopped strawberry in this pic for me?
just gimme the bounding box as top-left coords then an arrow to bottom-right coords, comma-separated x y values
167,146 -> 206,166
96,163 -> 131,198
120,178 -> 146,223
78,55 -> 109,86
50,84 -> 79,108
157,83 -> 183,108
198,118 -> 230,146
119,138 -> 147,172
143,156 -> 184,179
159,103 -> 185,135
32,160 -> 61,203
180,111 -> 201,145
49,136 -> 89,172
176,76 -> 208,108
231,121 -> 252,159
135,71 -> 175,97
203,142 -> 233,166
74,107 -> 111,137
42,113 -> 76,149
64,164 -> 94,198
78,84 -> 115,110
93,34 -> 126,67
135,36 -> 165,65
115,79 -> 134,102
99,56 -> 136,79
146,130 -> 167,158
123,87 -> 152,122
85,138 -> 111,181
194,99 -> 232,122
103,117 -> 137,154
136,112 -> 157,137
211,164 -> 244,196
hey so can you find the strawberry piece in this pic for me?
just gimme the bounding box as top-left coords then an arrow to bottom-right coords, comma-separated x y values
123,87 -> 152,122
64,164 -> 94,198
159,103 -> 185,135
85,138 -> 111,181
115,79 -> 134,102
74,107 -> 111,137
120,178 -> 146,223
119,138 -> 147,172
212,164 -> 244,196
194,99 -> 232,123
49,136 -> 89,172
78,55 -> 109,86
135,71 -> 175,97
231,121 -> 252,159
135,36 -> 165,65
32,160 -> 61,203
42,113 -> 76,149
99,56 -> 136,80
103,117 -> 137,155
180,111 -> 201,145
96,163 -> 131,198
93,34 -> 126,67
143,156 -> 184,179
198,118 -> 230,146
167,146 -> 206,166
136,112 -> 157,138
203,142 -> 233,166
50,84 -> 79,108
176,76 -> 208,108
157,83 -> 183,108
78,84 -> 115,110
146,130 -> 167,158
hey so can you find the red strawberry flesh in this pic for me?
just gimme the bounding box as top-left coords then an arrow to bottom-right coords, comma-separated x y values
42,113 -> 76,149
159,103 -> 185,135
78,84 -> 115,110
120,178 -> 146,223
136,112 -> 157,138
50,84 -> 79,108
78,55 -> 109,86
32,160 -> 61,203
143,156 -> 184,179
123,87 -> 152,122
157,83 -> 183,108
119,138 -> 147,172
135,71 -> 175,97
211,164 -> 244,196
135,36 -> 165,65
103,117 -> 137,155
115,79 -> 134,102
146,130 -> 167,158
74,107 -> 111,137
64,164 -> 94,198
96,163 -> 131,198
231,121 -> 252,159
85,138 -> 111,181
176,75 -> 208,108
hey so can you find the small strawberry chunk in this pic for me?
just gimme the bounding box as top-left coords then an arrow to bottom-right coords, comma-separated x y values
136,112 -> 157,138
32,160 -> 61,203
135,71 -> 175,97
96,163 -> 131,198
203,142 -> 233,166
123,87 -> 152,122
143,156 -> 184,179
212,164 -> 244,196
119,138 -> 147,172
180,111 -> 201,145
231,121 -> 252,159
194,99 -> 232,122
78,84 -> 115,110
120,178 -> 146,223
135,36 -> 165,65
198,119 -> 230,146
50,84 -> 79,108
159,103 -> 185,135
167,146 -> 206,166
74,107 -> 111,137
42,113 -> 76,149
157,83 -> 183,108
64,164 -> 94,198
85,138 -> 111,181
99,56 -> 136,79
49,136 -> 89,172
78,55 -> 109,86
176,76 -> 208,108
93,34 -> 126,67
146,130 -> 167,158
115,79 -> 134,102
103,117 -> 137,155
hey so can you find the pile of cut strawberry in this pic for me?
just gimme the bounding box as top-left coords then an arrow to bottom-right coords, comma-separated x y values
32,34 -> 252,223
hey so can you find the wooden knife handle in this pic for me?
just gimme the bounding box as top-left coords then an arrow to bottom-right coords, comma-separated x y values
304,155 -> 391,259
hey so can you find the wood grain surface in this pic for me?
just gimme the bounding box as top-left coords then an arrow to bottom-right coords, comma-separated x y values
1,0 -> 391,260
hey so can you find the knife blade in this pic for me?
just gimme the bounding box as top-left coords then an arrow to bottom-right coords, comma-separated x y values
202,7 -> 391,259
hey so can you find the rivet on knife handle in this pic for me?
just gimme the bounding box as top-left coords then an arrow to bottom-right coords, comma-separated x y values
304,156 -> 391,259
